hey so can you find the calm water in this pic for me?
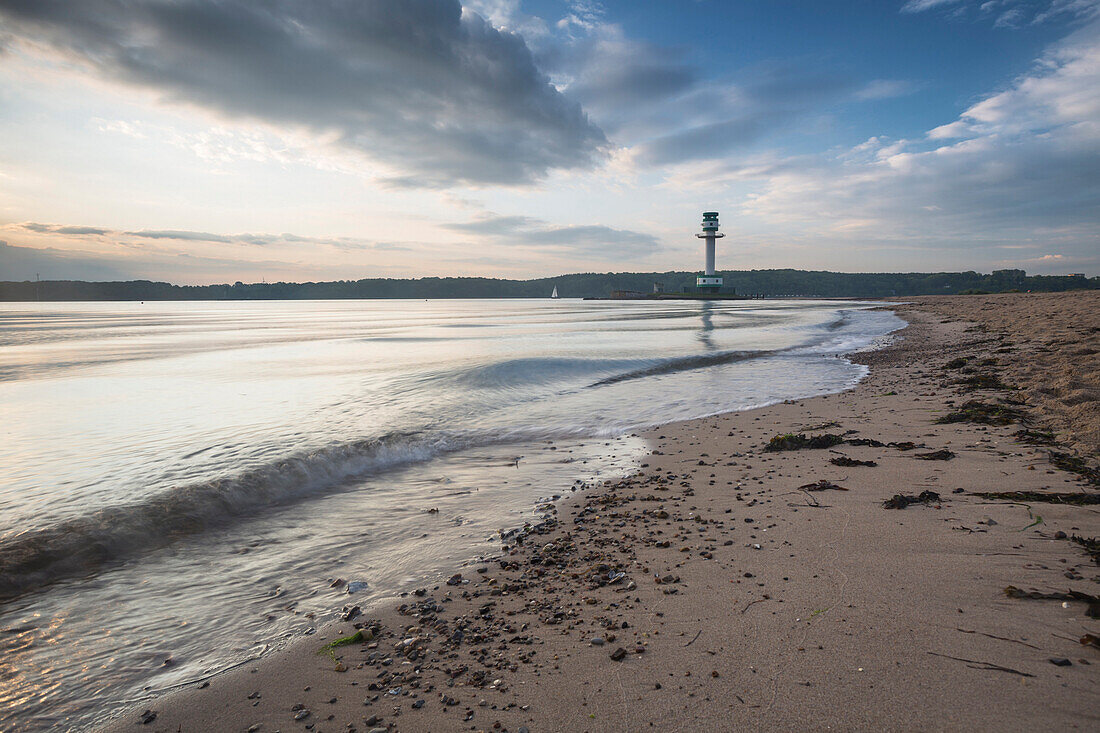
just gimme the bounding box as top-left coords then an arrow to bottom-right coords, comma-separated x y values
0,298 -> 903,731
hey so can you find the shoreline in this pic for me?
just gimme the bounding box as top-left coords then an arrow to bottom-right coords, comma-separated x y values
99,293 -> 1099,732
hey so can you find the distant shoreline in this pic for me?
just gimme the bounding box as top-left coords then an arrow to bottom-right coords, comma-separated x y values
2,268 -> 1095,302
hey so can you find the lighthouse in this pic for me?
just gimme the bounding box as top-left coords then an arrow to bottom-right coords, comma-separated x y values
695,211 -> 724,292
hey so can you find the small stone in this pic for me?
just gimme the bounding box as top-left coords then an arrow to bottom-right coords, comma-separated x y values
610,647 -> 627,661
139,710 -> 157,725
412,699 -> 425,709
294,709 -> 311,721
1054,531 -> 1068,539
365,715 -> 381,726
590,637 -> 605,646
1050,657 -> 1072,666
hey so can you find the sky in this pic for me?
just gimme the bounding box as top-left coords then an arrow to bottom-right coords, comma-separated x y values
0,0 -> 1097,284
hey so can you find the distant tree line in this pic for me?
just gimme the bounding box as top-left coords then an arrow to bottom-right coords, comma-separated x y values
1,268 -> 1095,301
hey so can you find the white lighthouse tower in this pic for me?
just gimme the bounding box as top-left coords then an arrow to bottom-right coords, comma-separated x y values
695,211 -> 724,292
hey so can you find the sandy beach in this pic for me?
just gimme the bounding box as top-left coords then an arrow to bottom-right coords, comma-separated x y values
100,292 -> 1099,733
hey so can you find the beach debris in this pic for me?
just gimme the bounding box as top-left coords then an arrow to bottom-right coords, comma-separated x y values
798,480 -> 849,492
889,441 -> 920,451
342,605 -> 361,622
970,491 -> 1100,506
955,628 -> 1039,649
1070,535 -> 1099,565
764,432 -> 845,452
139,709 -> 157,725
883,491 -> 941,509
934,400 -> 1027,426
1012,428 -> 1056,446
943,357 -> 970,369
927,652 -> 1033,677
1047,451 -> 1100,486
830,456 -> 877,467
1003,586 -> 1100,618
609,647 -> 627,661
1081,633 -> 1100,650
345,581 -> 369,594
956,373 -> 1016,391
318,627 -> 375,662
846,437 -> 887,447
914,449 -> 956,461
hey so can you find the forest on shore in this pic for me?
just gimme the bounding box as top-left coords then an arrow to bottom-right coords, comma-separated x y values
1,268 -> 1095,301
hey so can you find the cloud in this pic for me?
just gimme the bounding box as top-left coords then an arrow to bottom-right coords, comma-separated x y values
443,214 -> 660,257
856,79 -> 918,100
901,0 -> 964,12
627,65 -> 856,167
9,222 -> 402,251
903,0 -> 1100,24
728,18 -> 1100,271
0,240 -> 135,280
0,0 -> 607,187
20,222 -> 109,236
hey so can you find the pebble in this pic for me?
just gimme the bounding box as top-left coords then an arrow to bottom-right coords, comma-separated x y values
139,709 -> 157,725
1054,531 -> 1068,539
590,637 -> 606,646
1050,657 -> 1072,666
610,647 -> 627,661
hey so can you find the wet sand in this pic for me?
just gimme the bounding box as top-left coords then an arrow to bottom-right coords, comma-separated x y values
100,293 -> 1099,733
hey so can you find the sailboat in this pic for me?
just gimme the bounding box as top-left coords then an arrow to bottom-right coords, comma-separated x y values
551,286 -> 559,299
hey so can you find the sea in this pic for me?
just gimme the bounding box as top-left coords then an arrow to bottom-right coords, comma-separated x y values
0,298 -> 905,731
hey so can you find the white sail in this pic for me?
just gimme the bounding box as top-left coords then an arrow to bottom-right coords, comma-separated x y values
551,286 -> 559,299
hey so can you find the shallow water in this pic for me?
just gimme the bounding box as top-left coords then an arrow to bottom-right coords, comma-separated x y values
0,298 -> 903,730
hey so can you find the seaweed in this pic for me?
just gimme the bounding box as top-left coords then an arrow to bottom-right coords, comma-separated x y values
970,491 -> 1100,505
763,433 -> 846,452
914,449 -> 955,461
934,400 -> 1028,426
798,480 -> 849,491
1070,535 -> 1100,565
830,456 -> 877,467
1048,451 -> 1100,486
1003,586 -> 1100,619
318,628 -> 374,661
889,441 -> 921,451
943,357 -> 970,369
846,437 -> 886,448
883,491 -> 941,509
956,373 -> 1016,390
1012,428 -> 1056,446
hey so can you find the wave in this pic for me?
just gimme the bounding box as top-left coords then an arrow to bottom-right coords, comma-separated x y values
589,349 -> 775,387
449,356 -> 646,389
0,306 -> 905,602
0,431 -> 462,602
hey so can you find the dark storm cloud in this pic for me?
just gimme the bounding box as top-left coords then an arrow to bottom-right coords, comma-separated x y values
0,0 -> 608,187
443,214 -> 660,257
